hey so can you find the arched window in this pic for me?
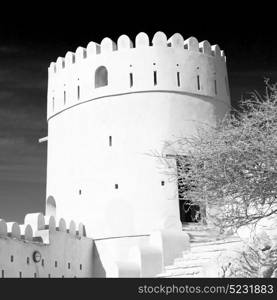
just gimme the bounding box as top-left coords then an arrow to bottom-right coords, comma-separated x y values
95,66 -> 108,88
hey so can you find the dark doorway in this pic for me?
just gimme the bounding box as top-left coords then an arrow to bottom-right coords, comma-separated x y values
176,155 -> 201,223
179,200 -> 201,223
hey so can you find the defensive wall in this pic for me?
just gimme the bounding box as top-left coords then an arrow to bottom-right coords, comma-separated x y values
0,211 -> 190,277
0,213 -> 93,278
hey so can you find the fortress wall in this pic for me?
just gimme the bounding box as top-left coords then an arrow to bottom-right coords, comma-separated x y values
46,32 -> 231,239
0,215 -> 93,278
46,91 -> 229,238
47,32 -> 229,120
0,32 -> 232,278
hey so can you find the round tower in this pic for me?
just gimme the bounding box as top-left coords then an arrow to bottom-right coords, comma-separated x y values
45,31 -> 231,239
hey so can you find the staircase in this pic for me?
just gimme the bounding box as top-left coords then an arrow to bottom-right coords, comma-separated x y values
182,223 -> 223,242
156,224 -> 243,278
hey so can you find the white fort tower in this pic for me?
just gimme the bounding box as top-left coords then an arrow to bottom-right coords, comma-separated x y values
45,31 -> 231,240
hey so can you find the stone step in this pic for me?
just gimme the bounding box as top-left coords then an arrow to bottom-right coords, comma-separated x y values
189,242 -> 241,253
165,272 -> 203,278
186,233 -> 220,239
170,258 -> 210,269
189,235 -> 220,241
188,230 -> 220,233
183,228 -> 222,243
189,236 -> 222,243
157,271 -> 202,278
158,266 -> 203,277
182,223 -> 215,229
181,250 -> 224,261
183,231 -> 218,236
157,232 -> 243,278
190,238 -> 242,248
190,246 -> 229,253
158,273 -> 202,278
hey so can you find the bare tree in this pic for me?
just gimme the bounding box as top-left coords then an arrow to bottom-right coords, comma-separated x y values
161,80 -> 277,232
217,232 -> 277,277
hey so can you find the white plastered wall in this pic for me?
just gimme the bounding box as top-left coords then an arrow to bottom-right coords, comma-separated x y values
46,32 -> 231,239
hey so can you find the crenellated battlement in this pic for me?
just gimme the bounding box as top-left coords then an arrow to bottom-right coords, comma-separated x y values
0,213 -> 92,278
0,213 -> 86,244
48,32 -> 226,74
47,31 -> 230,120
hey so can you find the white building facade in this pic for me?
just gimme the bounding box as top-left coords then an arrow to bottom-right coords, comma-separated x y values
46,31 -> 231,239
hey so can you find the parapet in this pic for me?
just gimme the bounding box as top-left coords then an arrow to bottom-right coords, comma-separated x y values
47,31 -> 230,120
48,32 -> 226,74
0,213 -> 94,278
0,213 -> 86,244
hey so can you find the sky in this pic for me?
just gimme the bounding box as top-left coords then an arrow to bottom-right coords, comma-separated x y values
0,7 -> 276,223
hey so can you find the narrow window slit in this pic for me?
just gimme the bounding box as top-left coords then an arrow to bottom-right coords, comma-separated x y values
129,73 -> 133,87
214,79 -> 217,95
154,71 -> 157,86
109,136 -> 112,147
177,72 -> 180,87
64,91 -> 66,105
197,75 -> 200,90
77,85 -> 80,100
